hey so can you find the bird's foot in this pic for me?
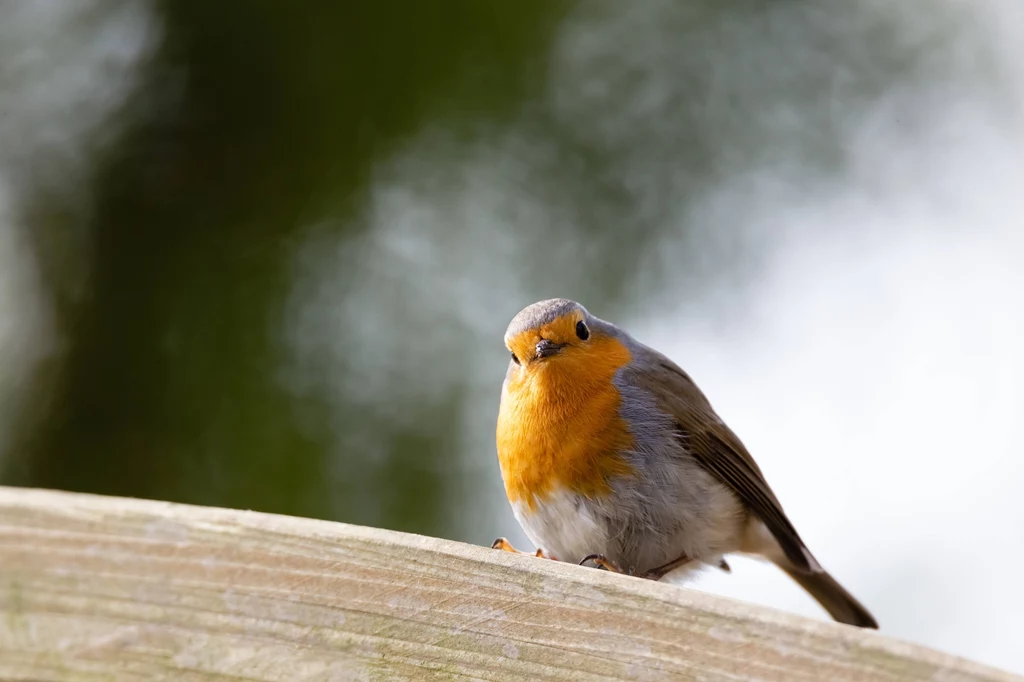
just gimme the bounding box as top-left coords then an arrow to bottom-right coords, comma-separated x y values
638,554 -> 694,581
491,537 -> 550,559
579,553 -> 628,574
581,552 -> 722,581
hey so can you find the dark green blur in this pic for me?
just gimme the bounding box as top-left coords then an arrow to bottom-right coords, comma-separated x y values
3,1 -> 569,536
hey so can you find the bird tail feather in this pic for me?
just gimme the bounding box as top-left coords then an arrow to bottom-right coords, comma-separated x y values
780,565 -> 878,629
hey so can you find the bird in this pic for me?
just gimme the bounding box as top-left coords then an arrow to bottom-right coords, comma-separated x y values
491,298 -> 878,629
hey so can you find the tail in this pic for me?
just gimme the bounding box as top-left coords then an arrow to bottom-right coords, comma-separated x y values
781,566 -> 878,629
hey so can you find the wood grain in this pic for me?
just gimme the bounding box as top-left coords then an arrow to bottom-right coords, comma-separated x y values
0,486 -> 1016,681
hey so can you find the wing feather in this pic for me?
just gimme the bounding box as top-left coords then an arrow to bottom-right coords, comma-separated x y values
630,351 -> 814,572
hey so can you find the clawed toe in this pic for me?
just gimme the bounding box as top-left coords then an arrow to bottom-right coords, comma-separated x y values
491,537 -> 552,559
579,553 -> 626,574
639,554 -> 695,581
491,537 -> 515,551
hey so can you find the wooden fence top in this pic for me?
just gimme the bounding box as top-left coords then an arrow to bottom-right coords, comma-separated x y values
0,486 -> 1017,681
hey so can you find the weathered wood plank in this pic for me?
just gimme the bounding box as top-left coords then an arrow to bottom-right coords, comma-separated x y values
0,486 -> 1016,681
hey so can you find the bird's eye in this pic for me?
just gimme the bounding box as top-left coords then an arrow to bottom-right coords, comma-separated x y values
575,320 -> 590,341
510,351 -> 520,365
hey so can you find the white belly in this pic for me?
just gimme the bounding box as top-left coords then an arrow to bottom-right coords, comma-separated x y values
511,487 -> 610,565
509,464 -> 746,578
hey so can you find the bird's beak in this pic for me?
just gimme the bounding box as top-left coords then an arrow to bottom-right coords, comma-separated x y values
535,339 -> 564,359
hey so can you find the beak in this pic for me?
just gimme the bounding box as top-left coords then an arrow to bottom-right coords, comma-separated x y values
535,339 -> 564,359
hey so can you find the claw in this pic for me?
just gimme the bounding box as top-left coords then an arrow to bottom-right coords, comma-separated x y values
580,553 -> 625,573
491,537 -> 514,551
491,537 -> 552,559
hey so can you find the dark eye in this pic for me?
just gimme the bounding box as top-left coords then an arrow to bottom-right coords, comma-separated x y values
575,320 -> 590,341
510,351 -> 520,365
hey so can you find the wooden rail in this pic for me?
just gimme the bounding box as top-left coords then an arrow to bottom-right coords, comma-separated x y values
0,486 -> 1017,681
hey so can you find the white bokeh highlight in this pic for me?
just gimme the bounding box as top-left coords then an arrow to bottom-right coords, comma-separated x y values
310,0 -> 1024,672
0,2 -> 158,461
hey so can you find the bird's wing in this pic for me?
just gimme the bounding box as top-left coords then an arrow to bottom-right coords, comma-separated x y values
629,349 -> 816,573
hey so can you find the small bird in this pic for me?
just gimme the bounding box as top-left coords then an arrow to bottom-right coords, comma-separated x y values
492,298 -> 877,629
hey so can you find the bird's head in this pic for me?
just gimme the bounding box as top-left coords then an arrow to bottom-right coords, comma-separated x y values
503,299 -> 630,391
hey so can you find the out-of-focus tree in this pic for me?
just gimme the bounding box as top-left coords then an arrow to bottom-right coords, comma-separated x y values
3,1 -> 570,533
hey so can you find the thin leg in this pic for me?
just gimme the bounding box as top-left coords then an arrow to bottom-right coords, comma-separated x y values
579,553 -> 627,574
717,558 -> 731,573
491,537 -> 552,559
640,553 -> 694,581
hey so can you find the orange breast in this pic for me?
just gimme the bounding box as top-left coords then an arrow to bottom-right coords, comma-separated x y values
496,335 -> 636,509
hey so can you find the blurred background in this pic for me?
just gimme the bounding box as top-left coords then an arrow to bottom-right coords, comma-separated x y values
1,0 -> 1022,673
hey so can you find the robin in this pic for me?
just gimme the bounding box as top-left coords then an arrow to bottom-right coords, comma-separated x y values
491,298 -> 877,629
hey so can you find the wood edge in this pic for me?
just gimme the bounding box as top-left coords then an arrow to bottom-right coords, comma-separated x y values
0,484 -> 1018,681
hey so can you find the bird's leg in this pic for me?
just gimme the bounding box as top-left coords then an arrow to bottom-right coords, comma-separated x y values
491,537 -> 551,559
639,553 -> 694,581
579,553 -> 628,574
717,558 -> 731,573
